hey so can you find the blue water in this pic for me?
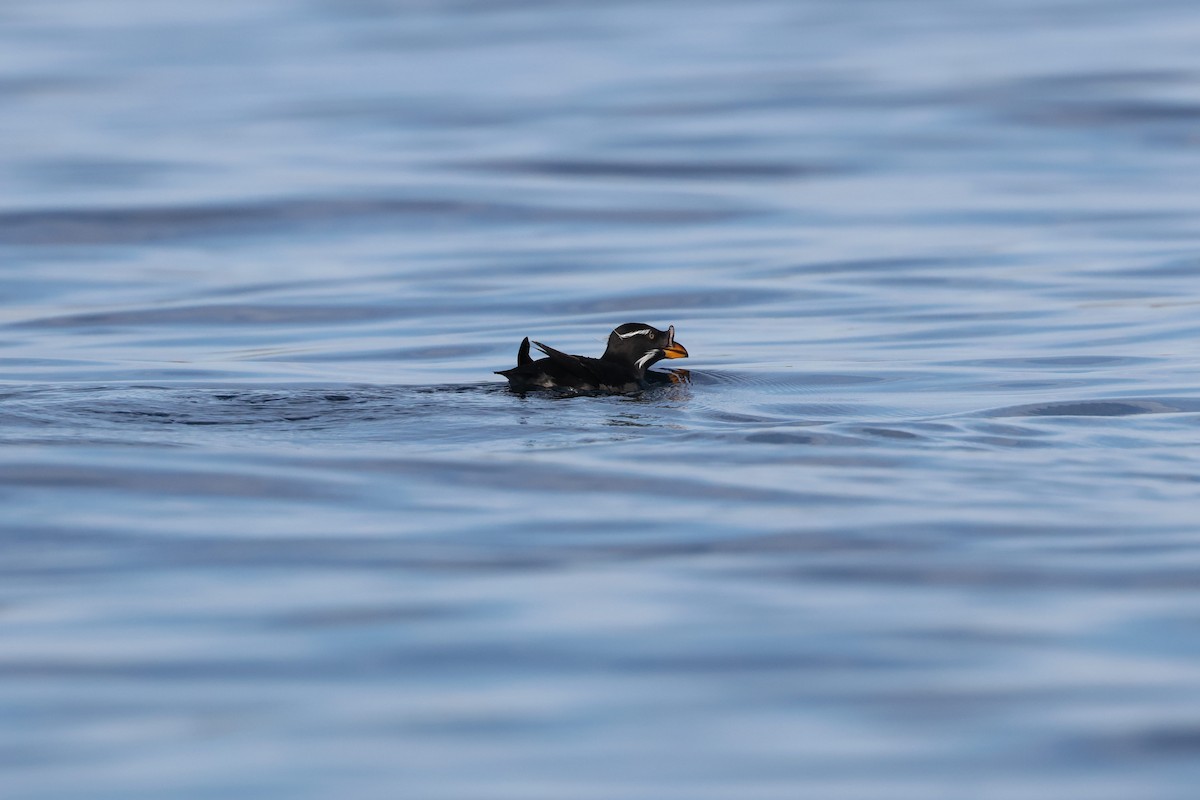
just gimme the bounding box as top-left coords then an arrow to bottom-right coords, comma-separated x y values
4,1 -> 1200,797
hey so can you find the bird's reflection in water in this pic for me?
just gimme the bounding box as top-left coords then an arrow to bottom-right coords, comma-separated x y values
646,368 -> 691,386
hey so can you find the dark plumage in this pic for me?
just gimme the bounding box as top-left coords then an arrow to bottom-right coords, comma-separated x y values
496,322 -> 689,392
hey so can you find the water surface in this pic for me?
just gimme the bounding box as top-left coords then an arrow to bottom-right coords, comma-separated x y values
4,1 -> 1200,798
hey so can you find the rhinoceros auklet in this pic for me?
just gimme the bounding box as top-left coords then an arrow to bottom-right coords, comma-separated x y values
496,323 -> 688,392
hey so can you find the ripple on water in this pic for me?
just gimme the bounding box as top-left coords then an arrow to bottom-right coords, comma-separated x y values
455,157 -> 846,181
0,196 -> 756,246
988,397 -> 1200,418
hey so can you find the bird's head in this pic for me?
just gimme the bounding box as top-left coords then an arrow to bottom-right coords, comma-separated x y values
603,323 -> 688,372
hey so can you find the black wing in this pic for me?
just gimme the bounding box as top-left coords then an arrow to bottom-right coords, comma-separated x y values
531,341 -> 611,385
496,338 -> 636,390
